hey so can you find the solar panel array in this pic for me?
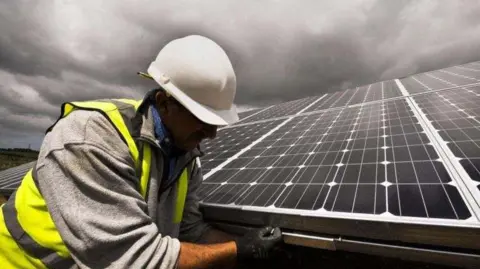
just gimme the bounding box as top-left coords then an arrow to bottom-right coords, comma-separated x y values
197,60 -> 480,250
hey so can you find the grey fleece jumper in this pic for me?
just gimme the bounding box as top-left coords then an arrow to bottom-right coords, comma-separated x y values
35,103 -> 211,268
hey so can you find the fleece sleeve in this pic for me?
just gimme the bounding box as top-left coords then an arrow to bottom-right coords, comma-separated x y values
35,110 -> 180,269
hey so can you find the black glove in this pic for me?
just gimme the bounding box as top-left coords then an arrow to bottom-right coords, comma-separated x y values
235,226 -> 283,261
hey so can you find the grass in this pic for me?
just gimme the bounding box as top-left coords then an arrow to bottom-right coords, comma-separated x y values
0,150 -> 38,171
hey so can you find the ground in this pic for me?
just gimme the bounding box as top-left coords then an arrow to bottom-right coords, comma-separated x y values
0,149 -> 38,171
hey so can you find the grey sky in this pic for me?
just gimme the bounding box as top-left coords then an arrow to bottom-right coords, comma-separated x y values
1,0 -> 480,149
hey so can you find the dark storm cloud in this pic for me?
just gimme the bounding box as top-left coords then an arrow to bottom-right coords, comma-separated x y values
1,0 -> 480,149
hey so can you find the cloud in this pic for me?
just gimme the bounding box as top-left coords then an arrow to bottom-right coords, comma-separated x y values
1,0 -> 480,149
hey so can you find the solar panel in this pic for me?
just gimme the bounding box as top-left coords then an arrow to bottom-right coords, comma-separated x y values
0,161 -> 35,195
400,61 -> 480,94
434,69 -> 478,85
451,65 -> 480,80
201,98 -> 471,219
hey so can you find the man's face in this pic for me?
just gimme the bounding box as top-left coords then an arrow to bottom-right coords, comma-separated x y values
155,91 -> 218,151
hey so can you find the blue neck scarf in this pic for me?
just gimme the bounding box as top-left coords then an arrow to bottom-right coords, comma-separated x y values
150,105 -> 182,187
151,105 -> 170,144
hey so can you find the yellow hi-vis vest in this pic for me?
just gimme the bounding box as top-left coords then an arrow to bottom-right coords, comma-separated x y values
0,99 -> 192,269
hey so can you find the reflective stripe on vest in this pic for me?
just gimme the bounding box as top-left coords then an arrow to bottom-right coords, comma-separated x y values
1,166 -> 73,269
139,144 -> 152,198
174,163 -> 192,224
0,99 -> 193,268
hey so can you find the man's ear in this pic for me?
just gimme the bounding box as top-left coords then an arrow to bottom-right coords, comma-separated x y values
155,91 -> 168,104
155,91 -> 169,104
155,91 -> 169,114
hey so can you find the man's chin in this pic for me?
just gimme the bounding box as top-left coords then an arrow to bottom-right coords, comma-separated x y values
180,141 -> 200,151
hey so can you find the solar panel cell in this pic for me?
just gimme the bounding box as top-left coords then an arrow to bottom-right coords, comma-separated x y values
463,160 -> 480,182
388,185 -> 428,217
276,184 -> 329,210
388,184 -> 470,219
294,166 -> 336,183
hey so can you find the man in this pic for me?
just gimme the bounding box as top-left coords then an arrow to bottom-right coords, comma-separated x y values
0,35 -> 282,268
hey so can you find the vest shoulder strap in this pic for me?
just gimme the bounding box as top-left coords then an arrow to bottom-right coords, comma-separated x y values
173,160 -> 196,224
46,99 -> 149,198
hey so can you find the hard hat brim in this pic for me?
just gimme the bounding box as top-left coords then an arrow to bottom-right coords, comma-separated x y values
142,65 -> 239,126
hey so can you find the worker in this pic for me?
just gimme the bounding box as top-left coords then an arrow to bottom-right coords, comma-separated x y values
0,35 -> 282,268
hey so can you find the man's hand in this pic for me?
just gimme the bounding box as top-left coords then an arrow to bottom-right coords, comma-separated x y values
235,226 -> 283,261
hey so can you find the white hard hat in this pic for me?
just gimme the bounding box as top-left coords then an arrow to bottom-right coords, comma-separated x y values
141,35 -> 239,126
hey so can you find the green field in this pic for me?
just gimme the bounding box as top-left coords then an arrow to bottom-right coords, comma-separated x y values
0,150 -> 38,171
